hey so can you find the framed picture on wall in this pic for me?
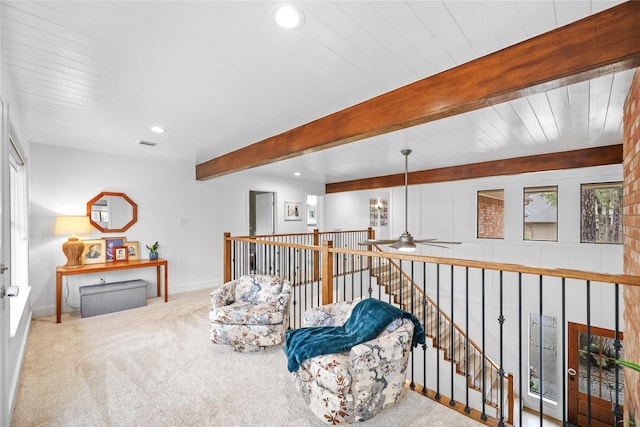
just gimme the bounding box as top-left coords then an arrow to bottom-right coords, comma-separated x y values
307,206 -> 317,226
81,239 -> 106,264
284,201 -> 302,221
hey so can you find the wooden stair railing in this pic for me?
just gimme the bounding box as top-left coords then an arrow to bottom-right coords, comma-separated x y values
370,253 -> 514,425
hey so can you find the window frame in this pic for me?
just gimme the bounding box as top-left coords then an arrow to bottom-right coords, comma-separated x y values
523,186 -> 558,242
580,181 -> 622,244
8,124 -> 29,337
477,189 -> 505,240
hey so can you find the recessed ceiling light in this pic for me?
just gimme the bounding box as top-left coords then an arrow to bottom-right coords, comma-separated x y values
294,172 -> 301,176
274,5 -> 305,29
150,126 -> 166,133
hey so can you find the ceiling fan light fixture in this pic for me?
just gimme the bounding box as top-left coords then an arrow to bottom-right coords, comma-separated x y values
390,232 -> 416,252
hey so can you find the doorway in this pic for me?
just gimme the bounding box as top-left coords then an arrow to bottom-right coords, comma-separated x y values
249,191 -> 276,273
567,322 -> 624,426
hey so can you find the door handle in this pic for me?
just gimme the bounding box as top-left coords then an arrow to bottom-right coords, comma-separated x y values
0,264 -> 7,274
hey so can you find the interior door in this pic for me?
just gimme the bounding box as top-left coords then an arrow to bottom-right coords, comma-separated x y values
249,191 -> 275,273
254,192 -> 275,235
568,322 -> 624,427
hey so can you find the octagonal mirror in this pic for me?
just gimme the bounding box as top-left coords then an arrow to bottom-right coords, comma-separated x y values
87,192 -> 137,233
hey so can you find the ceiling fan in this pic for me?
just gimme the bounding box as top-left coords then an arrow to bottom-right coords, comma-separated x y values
359,149 -> 461,252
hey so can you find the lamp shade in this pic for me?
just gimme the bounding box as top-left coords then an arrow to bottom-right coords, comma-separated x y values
55,216 -> 92,268
55,216 -> 92,236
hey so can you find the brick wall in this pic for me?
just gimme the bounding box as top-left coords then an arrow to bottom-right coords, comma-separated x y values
623,68 -> 640,422
477,194 -> 504,238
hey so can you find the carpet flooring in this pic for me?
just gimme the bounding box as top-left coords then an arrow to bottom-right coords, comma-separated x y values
11,288 -> 484,426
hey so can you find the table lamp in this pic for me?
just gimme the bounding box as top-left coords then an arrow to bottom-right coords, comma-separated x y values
55,216 -> 92,268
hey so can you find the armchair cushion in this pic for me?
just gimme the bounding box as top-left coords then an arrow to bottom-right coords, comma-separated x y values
235,274 -> 283,303
208,301 -> 285,325
302,299 -> 359,327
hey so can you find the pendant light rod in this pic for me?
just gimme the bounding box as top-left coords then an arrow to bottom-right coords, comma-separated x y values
401,149 -> 412,234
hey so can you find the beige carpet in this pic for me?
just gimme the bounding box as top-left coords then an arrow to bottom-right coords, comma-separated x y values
12,288 -> 484,427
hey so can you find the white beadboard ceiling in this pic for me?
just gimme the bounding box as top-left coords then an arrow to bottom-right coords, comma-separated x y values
0,1 -> 633,183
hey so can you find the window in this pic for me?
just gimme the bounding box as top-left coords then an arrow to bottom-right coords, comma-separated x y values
529,314 -> 558,403
524,186 -> 557,241
580,182 -> 622,244
577,330 -> 624,405
9,126 -> 29,336
477,189 -> 504,239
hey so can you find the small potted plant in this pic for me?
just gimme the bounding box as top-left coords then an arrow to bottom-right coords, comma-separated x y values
146,241 -> 159,260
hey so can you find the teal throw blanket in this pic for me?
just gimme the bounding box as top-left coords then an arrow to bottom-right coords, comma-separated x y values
283,298 -> 425,372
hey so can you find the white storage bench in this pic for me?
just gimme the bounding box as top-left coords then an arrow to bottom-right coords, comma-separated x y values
79,279 -> 147,318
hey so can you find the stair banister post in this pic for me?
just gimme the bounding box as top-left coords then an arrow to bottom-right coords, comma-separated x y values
313,229 -> 320,283
321,240 -> 334,305
223,232 -> 231,282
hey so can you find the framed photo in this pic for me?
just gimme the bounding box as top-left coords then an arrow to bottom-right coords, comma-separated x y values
307,206 -> 317,226
124,241 -> 139,260
81,239 -> 106,264
113,246 -> 128,262
284,201 -> 302,221
104,237 -> 126,262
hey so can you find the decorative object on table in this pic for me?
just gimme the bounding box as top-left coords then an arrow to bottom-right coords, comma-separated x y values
54,215 -> 93,268
286,299 -> 424,424
81,239 -> 106,265
284,201 -> 302,221
104,237 -> 125,261
113,246 -> 128,261
124,241 -> 139,260
209,274 -> 291,352
146,241 -> 159,260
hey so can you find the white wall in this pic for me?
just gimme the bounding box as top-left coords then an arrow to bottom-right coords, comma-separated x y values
325,190 -> 391,239
29,143 -> 324,317
326,165 -> 623,273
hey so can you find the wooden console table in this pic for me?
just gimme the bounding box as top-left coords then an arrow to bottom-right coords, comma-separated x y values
55,258 -> 168,323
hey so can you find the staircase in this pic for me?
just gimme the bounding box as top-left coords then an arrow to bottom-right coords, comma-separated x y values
370,259 -> 513,424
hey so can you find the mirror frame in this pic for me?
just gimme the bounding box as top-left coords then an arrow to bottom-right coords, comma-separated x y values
87,191 -> 138,233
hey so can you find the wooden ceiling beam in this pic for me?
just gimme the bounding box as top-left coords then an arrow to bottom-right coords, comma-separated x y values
325,145 -> 622,193
196,2 -> 640,181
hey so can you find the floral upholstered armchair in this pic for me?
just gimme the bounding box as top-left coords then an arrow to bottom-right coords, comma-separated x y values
209,274 -> 291,352
290,300 -> 417,424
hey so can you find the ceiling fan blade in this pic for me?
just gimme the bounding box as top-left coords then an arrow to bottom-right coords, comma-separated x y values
415,239 -> 461,245
358,239 -> 400,246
